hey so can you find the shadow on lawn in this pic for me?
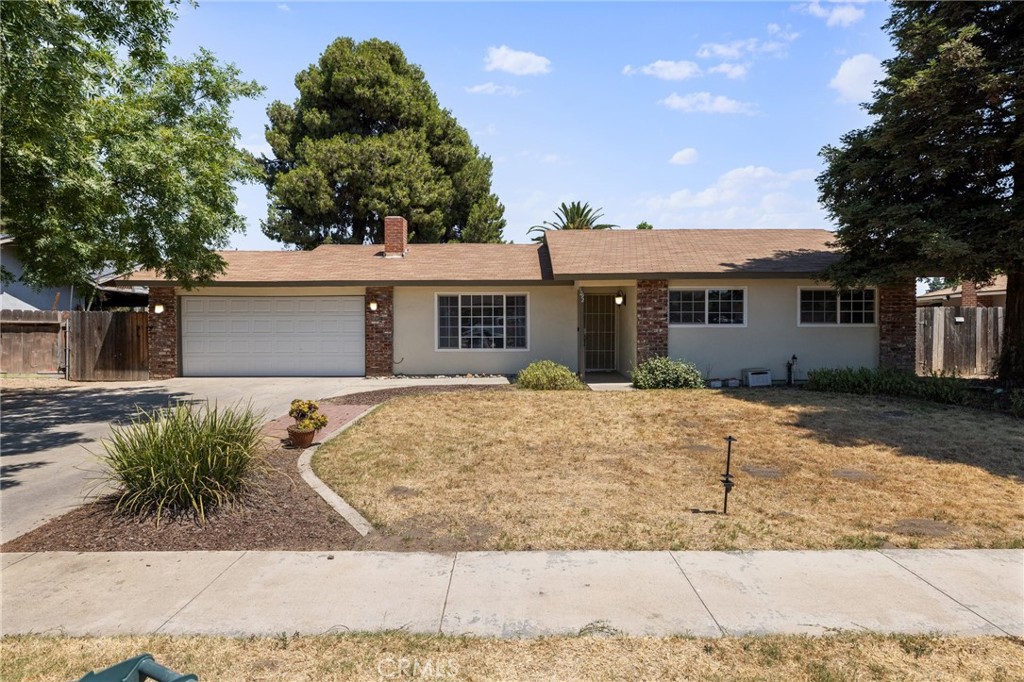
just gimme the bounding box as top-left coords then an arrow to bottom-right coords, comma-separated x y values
724,387 -> 1024,481
0,385 -> 195,458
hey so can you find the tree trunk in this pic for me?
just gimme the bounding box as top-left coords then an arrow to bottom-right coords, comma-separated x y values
998,264 -> 1024,385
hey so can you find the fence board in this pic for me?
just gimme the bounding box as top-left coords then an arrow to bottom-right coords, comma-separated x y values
67,311 -> 148,381
916,306 -> 1003,377
0,310 -> 64,374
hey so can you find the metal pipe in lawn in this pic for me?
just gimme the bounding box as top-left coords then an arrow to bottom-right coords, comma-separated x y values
721,436 -> 736,514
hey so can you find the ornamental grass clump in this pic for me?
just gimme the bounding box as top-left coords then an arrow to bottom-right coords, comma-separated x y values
516,360 -> 586,390
631,356 -> 704,389
100,402 -> 265,524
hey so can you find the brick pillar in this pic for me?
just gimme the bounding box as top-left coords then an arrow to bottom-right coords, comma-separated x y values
148,286 -> 178,379
636,279 -> 668,363
365,286 -> 394,376
960,281 -> 979,307
878,281 -> 916,372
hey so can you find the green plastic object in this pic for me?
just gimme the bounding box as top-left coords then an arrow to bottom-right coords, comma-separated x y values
76,653 -> 197,682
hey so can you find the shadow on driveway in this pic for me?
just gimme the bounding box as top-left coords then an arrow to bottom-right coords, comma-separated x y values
0,385 -> 194,458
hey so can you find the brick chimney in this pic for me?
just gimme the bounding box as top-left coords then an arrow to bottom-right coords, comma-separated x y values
383,216 -> 407,258
960,281 -> 979,307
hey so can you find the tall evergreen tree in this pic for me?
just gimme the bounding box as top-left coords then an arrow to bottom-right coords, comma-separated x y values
262,37 -> 504,247
817,2 -> 1023,382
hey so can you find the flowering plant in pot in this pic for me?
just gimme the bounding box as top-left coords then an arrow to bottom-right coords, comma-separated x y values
287,399 -> 329,449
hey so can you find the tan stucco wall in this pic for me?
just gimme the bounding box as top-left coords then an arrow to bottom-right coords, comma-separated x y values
666,278 -> 879,382
393,285 -> 578,375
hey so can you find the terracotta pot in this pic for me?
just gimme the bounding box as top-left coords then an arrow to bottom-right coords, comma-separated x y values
287,426 -> 316,449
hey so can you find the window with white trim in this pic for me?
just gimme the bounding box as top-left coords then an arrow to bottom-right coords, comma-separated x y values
437,294 -> 527,349
669,288 -> 745,326
799,288 -> 876,325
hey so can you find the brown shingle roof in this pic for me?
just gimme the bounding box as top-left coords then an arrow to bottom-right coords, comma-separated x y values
123,229 -> 840,286
543,229 -> 838,278
126,244 -> 553,285
916,275 -> 1008,302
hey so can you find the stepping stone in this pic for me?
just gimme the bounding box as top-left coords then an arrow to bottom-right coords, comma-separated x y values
742,465 -> 783,479
832,469 -> 879,482
884,518 -> 958,537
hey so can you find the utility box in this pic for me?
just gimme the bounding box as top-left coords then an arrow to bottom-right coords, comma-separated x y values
742,368 -> 772,387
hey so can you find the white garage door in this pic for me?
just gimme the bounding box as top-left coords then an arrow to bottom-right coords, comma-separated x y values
181,296 -> 365,377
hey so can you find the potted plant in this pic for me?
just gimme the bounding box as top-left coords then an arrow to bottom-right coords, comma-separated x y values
287,399 -> 329,449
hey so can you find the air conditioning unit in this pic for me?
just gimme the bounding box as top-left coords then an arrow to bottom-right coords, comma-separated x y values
742,368 -> 772,387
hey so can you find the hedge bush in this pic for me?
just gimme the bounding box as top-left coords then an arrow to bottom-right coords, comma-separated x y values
631,356 -> 704,389
805,367 -> 970,405
516,360 -> 586,390
100,402 -> 265,523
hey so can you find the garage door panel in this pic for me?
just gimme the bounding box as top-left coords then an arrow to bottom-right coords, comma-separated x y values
182,296 -> 364,377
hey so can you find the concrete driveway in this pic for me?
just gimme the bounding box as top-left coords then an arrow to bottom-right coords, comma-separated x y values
0,376 -> 506,543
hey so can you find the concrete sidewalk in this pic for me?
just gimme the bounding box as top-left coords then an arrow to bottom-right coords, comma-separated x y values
2,549 -> 1020,638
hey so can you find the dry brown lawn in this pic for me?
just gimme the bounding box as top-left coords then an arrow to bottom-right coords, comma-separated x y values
4,633 -> 1023,682
313,389 -> 1024,551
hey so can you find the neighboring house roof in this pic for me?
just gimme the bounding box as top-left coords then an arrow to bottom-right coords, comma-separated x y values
544,229 -> 838,279
122,228 -> 840,286
916,275 -> 1007,304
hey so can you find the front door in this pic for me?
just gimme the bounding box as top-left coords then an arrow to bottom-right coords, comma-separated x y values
584,294 -> 616,372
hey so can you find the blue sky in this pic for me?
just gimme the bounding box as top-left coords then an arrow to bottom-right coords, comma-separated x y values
167,1 -> 894,249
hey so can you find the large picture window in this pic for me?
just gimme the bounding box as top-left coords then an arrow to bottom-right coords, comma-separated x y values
799,289 -> 876,325
669,288 -> 745,326
437,294 -> 527,350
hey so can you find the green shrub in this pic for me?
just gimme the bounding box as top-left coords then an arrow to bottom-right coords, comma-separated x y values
516,360 -> 585,390
632,356 -> 704,389
100,402 -> 265,523
805,367 -> 969,405
1010,389 -> 1024,418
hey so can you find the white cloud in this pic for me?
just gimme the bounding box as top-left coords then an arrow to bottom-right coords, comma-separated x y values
276,3 -> 290,11
485,45 -> 551,76
640,166 -> 824,229
709,63 -> 748,79
697,38 -> 787,60
767,23 -> 800,41
623,60 -> 702,80
802,2 -> 865,28
465,82 -> 523,96
660,92 -> 756,115
669,148 -> 699,165
829,53 -> 883,103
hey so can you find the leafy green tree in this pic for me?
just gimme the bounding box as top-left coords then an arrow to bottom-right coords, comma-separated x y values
1,1 -> 262,290
636,221 -> 654,230
528,201 -> 618,242
817,2 -> 1024,382
923,277 -> 958,293
262,37 -> 504,247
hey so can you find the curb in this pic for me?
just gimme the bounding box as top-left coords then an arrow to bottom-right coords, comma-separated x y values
296,405 -> 380,537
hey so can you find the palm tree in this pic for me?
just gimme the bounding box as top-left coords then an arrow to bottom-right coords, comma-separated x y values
528,201 -> 618,242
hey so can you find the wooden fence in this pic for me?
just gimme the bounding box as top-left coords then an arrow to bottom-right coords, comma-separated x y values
916,306 -> 1004,377
0,310 -> 65,375
1,310 -> 148,380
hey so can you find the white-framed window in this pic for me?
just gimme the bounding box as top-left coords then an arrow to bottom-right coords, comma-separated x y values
669,288 -> 746,326
798,288 -> 876,325
436,293 -> 528,350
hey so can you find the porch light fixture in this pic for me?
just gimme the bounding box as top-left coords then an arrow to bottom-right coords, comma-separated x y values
368,299 -> 378,312
152,304 -> 165,314
614,290 -> 625,306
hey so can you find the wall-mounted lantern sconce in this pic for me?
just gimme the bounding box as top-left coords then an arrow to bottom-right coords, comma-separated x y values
152,304 -> 165,314
368,299 -> 378,312
614,290 -> 625,306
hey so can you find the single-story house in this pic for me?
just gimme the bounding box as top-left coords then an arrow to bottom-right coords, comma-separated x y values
916,276 -> 1007,308
124,217 -> 916,381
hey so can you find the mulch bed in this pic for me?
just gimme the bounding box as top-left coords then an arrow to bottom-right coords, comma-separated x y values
0,384 -> 512,553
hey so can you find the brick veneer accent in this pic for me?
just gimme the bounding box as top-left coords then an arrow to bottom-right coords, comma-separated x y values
365,286 -> 394,376
148,286 -> 178,379
878,281 -> 916,371
384,216 -> 407,257
636,279 -> 668,363
960,281 -> 979,307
